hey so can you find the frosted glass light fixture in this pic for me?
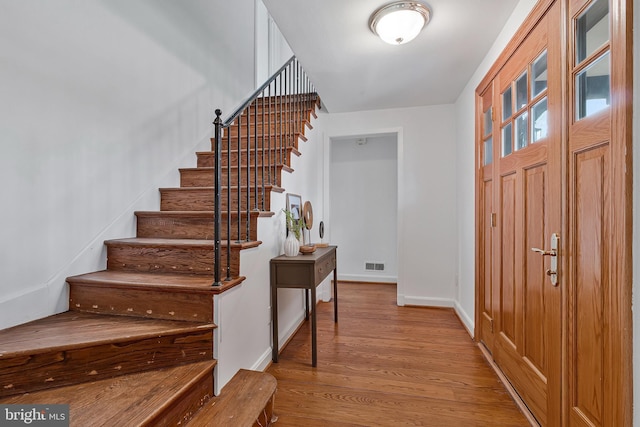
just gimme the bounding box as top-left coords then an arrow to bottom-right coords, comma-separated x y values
369,2 -> 431,45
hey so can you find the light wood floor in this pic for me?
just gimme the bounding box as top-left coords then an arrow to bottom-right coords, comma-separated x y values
266,282 -> 529,426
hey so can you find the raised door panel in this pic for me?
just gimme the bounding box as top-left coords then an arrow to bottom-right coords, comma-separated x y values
523,164 -> 547,376
480,177 -> 495,351
569,143 -> 609,427
498,173 -> 517,344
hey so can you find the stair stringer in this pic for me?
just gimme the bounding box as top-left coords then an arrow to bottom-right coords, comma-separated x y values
213,109 -> 330,393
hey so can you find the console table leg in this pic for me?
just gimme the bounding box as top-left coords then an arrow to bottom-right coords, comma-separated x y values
311,285 -> 317,367
333,268 -> 338,323
305,289 -> 310,320
271,268 -> 279,363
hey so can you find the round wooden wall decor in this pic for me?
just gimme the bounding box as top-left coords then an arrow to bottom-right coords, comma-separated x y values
302,201 -> 313,230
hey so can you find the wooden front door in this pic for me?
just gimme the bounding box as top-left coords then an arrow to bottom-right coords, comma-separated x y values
491,3 -> 562,425
475,0 -> 633,425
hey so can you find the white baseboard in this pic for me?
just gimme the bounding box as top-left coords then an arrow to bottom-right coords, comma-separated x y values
252,348 -> 274,372
454,301 -> 475,338
397,294 -> 454,308
278,311 -> 306,350
338,273 -> 398,283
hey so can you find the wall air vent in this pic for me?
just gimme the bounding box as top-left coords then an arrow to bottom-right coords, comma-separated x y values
365,262 -> 385,271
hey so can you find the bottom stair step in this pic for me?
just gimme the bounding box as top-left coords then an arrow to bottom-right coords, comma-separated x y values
0,312 -> 215,397
0,360 -> 217,427
187,369 -> 277,427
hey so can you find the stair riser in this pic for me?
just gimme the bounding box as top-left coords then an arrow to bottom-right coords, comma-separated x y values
106,244 -> 240,277
211,135 -> 300,152
148,371 -> 214,427
244,96 -> 318,113
69,285 -> 214,322
0,330 -> 213,398
242,100 -> 315,112
198,149 -> 294,168
160,188 -> 273,212
136,213 -> 258,241
180,167 -> 282,188
227,120 -> 306,137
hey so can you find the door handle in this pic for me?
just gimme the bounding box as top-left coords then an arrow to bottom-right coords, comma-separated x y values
530,233 -> 560,286
531,247 -> 556,256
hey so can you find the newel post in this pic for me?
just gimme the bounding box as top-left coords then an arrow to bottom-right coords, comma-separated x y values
213,109 -> 222,286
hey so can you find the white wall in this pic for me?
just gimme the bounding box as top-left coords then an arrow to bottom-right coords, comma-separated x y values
324,105 -> 457,307
329,134 -> 398,283
453,0 -> 539,333
0,0 -> 257,330
254,0 -> 293,86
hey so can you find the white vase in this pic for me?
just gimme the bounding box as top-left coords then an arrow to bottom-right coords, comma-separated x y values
284,233 -> 300,256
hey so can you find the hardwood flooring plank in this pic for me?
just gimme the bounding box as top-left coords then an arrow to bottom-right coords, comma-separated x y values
267,282 -> 529,426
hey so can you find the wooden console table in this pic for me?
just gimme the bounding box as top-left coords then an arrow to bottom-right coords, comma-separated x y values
270,245 -> 337,367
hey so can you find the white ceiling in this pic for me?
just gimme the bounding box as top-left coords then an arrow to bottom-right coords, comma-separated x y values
263,0 -> 520,113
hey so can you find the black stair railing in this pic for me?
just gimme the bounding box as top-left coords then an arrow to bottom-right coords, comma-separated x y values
212,56 -> 317,286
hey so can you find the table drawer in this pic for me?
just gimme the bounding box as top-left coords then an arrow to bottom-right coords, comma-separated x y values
314,253 -> 336,284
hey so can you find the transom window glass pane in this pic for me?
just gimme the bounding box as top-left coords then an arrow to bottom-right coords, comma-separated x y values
532,51 -> 548,97
532,98 -> 548,142
502,123 -> 513,157
576,0 -> 609,65
575,51 -> 610,120
484,137 -> 493,165
515,112 -> 528,150
516,72 -> 528,111
483,108 -> 493,137
502,87 -> 512,121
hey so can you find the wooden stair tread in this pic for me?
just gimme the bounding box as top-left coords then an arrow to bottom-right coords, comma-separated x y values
160,185 -> 284,192
198,147 -> 301,156
179,165 -> 288,172
216,130 -> 307,138
188,369 -> 277,427
135,210 -> 274,218
0,311 -> 214,358
105,237 -> 262,250
0,360 -> 217,427
67,270 -> 246,293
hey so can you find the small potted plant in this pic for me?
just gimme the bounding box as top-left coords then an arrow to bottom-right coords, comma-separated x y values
283,209 -> 304,256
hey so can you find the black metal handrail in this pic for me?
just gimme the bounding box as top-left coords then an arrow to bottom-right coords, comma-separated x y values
212,56 -> 317,285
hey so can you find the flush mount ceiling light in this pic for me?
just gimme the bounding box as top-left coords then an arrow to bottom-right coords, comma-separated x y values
369,1 -> 431,45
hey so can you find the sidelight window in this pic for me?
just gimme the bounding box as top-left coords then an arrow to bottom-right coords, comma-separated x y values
574,0 -> 610,121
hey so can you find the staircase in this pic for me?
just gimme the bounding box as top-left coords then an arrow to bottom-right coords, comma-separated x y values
0,56 -> 319,426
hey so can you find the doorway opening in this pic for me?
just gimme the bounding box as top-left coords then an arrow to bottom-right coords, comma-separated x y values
328,133 -> 399,287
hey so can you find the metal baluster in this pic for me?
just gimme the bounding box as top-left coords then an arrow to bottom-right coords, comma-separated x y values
261,89 -> 266,205
236,115 -> 242,243
268,83 -> 273,185
245,104 -> 251,241
279,73 -> 283,169
225,128 -> 231,280
213,110 -> 222,286
253,98 -> 259,211
287,63 -> 292,151
296,61 -> 300,138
